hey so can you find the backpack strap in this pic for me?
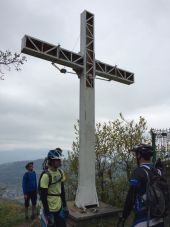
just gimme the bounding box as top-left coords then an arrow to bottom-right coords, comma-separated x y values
46,169 -> 63,197
39,170 -> 52,187
142,168 -> 150,181
44,171 -> 52,187
58,168 -> 63,179
47,193 -> 61,196
141,164 -> 162,178
48,168 -> 63,186
140,164 -> 151,170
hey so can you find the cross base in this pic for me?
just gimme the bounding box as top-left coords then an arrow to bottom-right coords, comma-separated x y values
85,204 -> 98,208
66,201 -> 122,227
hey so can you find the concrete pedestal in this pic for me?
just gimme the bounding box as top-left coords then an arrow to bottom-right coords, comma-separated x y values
67,201 -> 122,227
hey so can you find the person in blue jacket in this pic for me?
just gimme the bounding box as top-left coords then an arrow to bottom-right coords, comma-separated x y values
22,161 -> 37,220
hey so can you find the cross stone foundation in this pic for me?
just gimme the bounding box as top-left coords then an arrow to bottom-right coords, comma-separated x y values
67,201 -> 122,227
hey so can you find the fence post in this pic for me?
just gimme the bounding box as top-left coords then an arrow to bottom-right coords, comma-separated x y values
151,129 -> 156,165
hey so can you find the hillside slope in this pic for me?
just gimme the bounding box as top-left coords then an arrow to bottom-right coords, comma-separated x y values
0,159 -> 43,200
0,198 -> 41,227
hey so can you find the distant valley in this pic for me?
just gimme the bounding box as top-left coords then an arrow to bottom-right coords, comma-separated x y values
0,159 -> 45,201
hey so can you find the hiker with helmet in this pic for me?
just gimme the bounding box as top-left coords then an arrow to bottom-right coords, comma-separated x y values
39,148 -> 69,227
22,161 -> 37,220
117,144 -> 169,227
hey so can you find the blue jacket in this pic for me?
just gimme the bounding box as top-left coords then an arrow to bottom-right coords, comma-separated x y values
22,171 -> 37,194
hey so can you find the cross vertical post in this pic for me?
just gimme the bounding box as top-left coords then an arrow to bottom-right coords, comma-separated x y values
75,11 -> 99,208
21,9 -> 134,210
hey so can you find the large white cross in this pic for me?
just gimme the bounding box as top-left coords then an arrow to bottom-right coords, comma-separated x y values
21,10 -> 134,209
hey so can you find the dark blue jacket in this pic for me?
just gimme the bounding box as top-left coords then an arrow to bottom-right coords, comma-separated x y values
122,163 -> 164,226
22,171 -> 37,194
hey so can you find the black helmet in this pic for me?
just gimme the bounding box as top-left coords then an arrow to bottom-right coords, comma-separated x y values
132,144 -> 153,157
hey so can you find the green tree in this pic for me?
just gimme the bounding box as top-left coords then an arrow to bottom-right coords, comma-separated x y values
64,122 -> 79,200
70,114 -> 148,206
95,114 -> 148,202
0,50 -> 26,80
112,114 -> 148,179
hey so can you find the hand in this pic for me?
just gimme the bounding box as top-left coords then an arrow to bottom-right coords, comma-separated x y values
24,194 -> 27,199
45,214 -> 54,226
117,217 -> 125,227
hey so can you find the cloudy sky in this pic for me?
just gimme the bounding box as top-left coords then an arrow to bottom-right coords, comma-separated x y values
0,0 -> 170,163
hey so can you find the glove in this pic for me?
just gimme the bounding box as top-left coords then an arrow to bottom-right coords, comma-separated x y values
117,217 -> 125,227
63,207 -> 69,218
59,207 -> 69,219
45,213 -> 55,227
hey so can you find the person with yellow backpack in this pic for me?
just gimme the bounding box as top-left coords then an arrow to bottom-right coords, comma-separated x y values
39,148 -> 69,227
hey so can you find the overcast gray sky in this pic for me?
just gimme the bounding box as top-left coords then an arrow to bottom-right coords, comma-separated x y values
0,0 -> 170,163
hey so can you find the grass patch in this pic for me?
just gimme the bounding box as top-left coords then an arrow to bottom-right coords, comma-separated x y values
0,199 -> 25,227
0,199 -> 134,227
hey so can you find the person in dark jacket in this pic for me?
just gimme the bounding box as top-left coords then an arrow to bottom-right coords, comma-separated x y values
22,161 -> 37,220
118,144 -> 164,227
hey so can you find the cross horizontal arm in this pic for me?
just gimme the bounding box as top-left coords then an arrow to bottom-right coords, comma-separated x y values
95,60 -> 134,85
21,35 -> 134,85
21,35 -> 84,70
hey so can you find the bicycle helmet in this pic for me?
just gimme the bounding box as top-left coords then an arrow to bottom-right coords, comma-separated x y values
132,144 -> 153,157
48,148 -> 63,160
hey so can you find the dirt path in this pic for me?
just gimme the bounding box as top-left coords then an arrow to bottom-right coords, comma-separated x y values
14,218 -> 41,227
15,224 -> 29,227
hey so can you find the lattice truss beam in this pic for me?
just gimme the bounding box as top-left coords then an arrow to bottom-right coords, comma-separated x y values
151,128 -> 170,158
84,12 -> 94,87
21,35 -> 134,85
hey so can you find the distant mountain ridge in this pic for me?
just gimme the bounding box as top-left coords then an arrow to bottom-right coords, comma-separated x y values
0,157 -> 71,200
0,159 -> 44,199
0,149 -> 47,164
0,159 -> 44,186
0,149 -> 69,164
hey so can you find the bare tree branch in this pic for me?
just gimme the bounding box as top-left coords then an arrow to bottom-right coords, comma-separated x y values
0,50 -> 27,80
